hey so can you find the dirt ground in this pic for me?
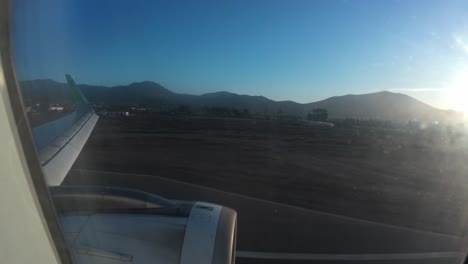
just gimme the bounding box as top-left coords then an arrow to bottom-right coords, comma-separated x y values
72,116 -> 468,235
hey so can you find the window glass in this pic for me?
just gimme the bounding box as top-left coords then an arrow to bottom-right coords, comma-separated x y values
12,1 -> 468,263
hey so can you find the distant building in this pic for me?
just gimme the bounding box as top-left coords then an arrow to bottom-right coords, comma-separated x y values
48,106 -> 64,111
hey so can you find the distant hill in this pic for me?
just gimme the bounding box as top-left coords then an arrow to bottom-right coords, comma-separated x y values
305,91 -> 462,123
19,79 -> 463,123
20,79 -> 74,105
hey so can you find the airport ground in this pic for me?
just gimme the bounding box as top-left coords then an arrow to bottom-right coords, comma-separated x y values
67,115 -> 468,262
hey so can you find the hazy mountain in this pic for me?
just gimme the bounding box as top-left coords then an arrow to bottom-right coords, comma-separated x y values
305,91 -> 462,123
20,79 -> 74,105
19,79 -> 462,123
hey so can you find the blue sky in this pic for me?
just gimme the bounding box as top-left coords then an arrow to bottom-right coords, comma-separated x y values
12,0 -> 468,111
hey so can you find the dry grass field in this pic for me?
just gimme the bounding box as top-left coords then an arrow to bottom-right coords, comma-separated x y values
71,116 -> 468,235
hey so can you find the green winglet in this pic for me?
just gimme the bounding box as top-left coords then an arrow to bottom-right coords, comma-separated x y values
65,74 -> 85,104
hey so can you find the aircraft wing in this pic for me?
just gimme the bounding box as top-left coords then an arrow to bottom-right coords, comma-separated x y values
25,75 -> 237,264
31,74 -> 98,186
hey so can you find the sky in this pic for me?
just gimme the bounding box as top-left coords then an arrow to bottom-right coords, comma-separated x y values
12,0 -> 468,112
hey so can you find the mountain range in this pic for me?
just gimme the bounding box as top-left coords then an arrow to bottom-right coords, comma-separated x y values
19,79 -> 463,123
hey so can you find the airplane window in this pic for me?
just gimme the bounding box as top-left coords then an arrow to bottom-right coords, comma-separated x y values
10,0 -> 468,263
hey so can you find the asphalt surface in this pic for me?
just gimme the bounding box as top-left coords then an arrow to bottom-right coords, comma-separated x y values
63,169 -> 468,263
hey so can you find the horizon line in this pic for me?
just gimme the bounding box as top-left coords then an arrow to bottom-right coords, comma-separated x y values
20,78 -> 455,112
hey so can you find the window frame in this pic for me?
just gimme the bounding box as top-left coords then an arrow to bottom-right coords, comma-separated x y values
0,0 -> 73,263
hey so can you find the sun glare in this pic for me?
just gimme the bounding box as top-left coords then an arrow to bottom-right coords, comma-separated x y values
443,68 -> 468,116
